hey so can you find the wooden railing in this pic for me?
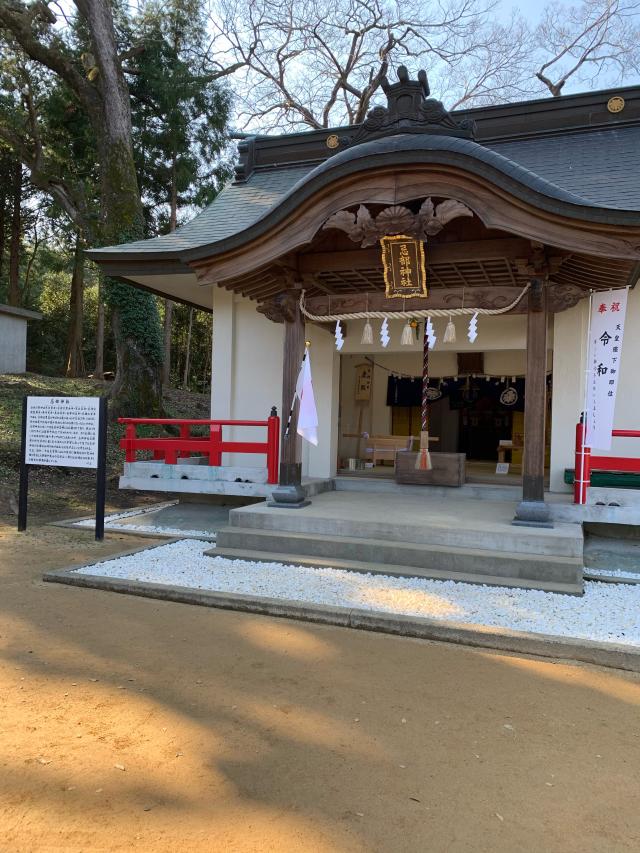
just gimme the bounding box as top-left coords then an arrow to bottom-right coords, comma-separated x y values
119,412 -> 280,484
574,419 -> 640,504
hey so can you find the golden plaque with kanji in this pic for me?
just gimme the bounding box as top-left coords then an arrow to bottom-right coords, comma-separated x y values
380,235 -> 427,298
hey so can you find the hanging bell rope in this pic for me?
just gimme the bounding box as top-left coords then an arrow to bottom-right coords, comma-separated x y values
416,321 -> 432,471
299,282 -> 531,323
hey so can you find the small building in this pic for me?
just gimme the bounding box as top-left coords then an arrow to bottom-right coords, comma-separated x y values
88,73 -> 640,593
0,303 -> 42,374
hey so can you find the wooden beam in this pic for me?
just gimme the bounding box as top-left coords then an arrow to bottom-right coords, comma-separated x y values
298,239 -> 535,273
523,280 -> 547,502
270,289 -> 309,506
514,279 -> 551,526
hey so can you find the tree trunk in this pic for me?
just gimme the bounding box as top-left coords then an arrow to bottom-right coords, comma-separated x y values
94,275 -> 105,379
22,223 -> 40,304
162,300 -> 173,385
162,152 -> 178,387
76,0 -> 163,417
0,163 -> 6,280
66,234 -> 86,377
182,307 -> 194,389
8,160 -> 21,307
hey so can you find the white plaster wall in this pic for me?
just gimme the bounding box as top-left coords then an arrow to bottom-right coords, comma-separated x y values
210,287 -> 339,478
0,314 -> 28,373
210,287 -> 283,468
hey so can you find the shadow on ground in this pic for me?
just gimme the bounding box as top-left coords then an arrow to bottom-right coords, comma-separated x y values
1,519 -> 640,852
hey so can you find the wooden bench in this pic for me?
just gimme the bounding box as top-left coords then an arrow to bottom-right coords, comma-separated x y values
363,435 -> 414,466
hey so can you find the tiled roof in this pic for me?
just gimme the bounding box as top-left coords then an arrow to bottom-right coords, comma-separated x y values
89,125 -> 640,260
92,165 -> 312,255
488,126 -> 640,210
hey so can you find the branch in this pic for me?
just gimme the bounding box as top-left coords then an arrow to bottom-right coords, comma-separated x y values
0,122 -> 92,238
0,1 -> 99,113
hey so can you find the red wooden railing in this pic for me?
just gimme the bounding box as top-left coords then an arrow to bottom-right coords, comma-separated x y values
574,419 -> 640,504
119,413 -> 280,485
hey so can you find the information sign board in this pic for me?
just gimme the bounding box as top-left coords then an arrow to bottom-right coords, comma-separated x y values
25,396 -> 100,468
18,396 -> 107,540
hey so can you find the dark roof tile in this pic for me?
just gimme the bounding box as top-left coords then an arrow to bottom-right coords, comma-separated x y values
89,125 -> 640,259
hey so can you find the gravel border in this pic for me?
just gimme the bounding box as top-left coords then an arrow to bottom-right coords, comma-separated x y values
42,541 -> 640,674
50,501 -> 217,542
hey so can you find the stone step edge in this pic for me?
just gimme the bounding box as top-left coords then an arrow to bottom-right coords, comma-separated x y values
216,526 -> 584,564
207,546 -> 583,595
227,512 -> 583,552
43,568 -> 639,671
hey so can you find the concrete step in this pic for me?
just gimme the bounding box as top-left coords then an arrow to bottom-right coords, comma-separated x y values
209,542 -> 583,595
334,476 -> 523,502
227,505 -> 583,558
215,526 -> 583,591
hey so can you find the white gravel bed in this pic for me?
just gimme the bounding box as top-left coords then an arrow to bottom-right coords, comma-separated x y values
72,503 -> 215,540
74,539 -> 640,648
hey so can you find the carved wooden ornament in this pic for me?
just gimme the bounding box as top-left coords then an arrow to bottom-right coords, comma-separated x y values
323,199 -> 473,246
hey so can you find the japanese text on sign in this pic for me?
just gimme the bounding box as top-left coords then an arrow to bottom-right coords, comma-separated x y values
585,290 -> 628,451
25,396 -> 100,468
381,235 -> 428,299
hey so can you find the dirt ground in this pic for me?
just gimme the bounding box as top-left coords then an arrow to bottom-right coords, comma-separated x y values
2,521 -> 640,852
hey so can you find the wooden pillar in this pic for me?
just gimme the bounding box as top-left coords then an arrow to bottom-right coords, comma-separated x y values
514,278 -> 552,527
269,288 -> 310,507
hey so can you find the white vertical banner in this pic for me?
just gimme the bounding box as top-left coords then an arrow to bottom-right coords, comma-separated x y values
585,289 -> 628,451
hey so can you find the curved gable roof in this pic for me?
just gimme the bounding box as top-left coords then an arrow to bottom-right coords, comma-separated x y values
88,125 -> 640,264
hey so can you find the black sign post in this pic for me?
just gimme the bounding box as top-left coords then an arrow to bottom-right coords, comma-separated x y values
17,395 -> 108,541
17,396 -> 29,533
95,397 -> 108,541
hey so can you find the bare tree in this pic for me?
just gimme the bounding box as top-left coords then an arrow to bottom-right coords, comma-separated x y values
535,0 -> 640,96
207,0 -> 534,131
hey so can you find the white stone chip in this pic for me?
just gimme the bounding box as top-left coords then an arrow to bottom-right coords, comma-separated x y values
75,540 -> 640,648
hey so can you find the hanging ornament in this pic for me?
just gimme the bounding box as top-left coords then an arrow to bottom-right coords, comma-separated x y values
400,320 -> 414,346
334,320 -> 344,351
380,317 -> 390,348
360,319 -> 373,345
468,312 -> 478,343
426,317 -> 437,350
443,315 -> 456,344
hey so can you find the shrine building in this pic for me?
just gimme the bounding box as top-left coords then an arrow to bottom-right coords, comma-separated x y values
88,71 -> 640,594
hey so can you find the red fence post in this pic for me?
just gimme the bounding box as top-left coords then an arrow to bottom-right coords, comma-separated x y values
124,423 -> 137,463
178,424 -> 190,459
584,443 -> 592,502
209,423 -> 222,466
267,410 -> 280,484
574,418 -> 592,505
574,420 -> 584,504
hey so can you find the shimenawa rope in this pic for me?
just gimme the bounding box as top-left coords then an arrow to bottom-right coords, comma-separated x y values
299,282 -> 531,322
